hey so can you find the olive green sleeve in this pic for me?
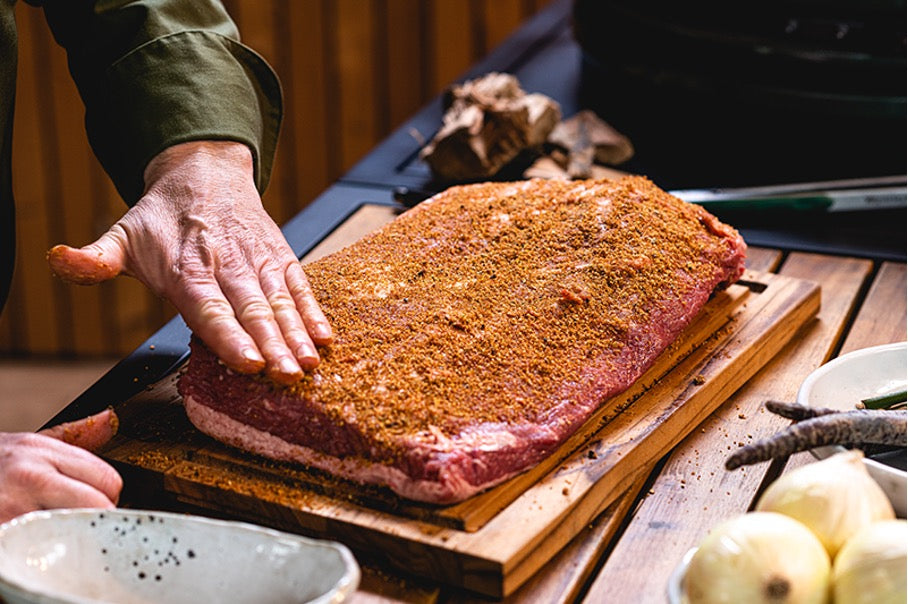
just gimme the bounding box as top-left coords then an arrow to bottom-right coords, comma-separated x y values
28,0 -> 282,204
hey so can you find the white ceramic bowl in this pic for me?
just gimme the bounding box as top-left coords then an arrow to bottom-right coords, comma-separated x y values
796,341 -> 907,517
0,509 -> 360,604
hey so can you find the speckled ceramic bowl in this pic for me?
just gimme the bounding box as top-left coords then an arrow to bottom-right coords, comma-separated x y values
0,509 -> 359,604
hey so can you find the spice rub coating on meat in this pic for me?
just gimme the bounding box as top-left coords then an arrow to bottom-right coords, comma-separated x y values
179,176 -> 747,504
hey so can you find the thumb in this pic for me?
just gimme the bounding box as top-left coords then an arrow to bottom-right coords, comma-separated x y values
39,408 -> 120,453
47,229 -> 127,285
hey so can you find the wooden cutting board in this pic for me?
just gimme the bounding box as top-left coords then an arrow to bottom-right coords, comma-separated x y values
99,265 -> 819,598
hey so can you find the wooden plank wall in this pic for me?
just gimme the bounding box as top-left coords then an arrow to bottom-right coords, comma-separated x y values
0,0 -> 552,357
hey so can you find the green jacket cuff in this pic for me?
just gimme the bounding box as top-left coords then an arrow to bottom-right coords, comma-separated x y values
88,30 -> 282,204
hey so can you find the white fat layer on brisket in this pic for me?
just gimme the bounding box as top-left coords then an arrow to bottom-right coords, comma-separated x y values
184,395 -> 518,503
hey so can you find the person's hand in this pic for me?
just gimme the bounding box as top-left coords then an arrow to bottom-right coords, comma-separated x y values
46,141 -> 333,384
0,409 -> 122,524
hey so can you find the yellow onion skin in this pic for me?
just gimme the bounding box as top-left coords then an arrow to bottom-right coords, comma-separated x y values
756,451 -> 895,558
683,512 -> 831,604
833,519 -> 907,604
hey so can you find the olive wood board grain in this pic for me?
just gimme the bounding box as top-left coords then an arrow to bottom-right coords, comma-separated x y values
98,266 -> 819,599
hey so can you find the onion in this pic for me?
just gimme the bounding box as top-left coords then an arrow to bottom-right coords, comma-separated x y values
833,519 -> 907,604
683,512 -> 830,603
755,451 -> 895,557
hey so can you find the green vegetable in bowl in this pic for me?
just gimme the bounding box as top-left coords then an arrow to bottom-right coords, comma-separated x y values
860,389 -> 907,410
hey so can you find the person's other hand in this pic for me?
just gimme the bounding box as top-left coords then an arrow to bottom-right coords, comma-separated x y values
47,141 -> 333,384
0,409 -> 122,523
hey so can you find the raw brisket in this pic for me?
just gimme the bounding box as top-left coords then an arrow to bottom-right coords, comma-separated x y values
179,177 -> 747,504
